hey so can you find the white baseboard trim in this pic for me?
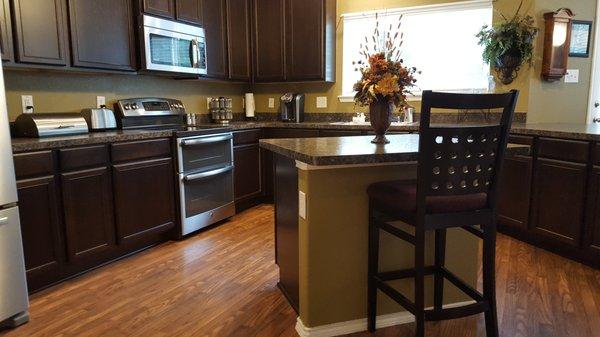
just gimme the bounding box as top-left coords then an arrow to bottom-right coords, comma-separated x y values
294,301 -> 476,337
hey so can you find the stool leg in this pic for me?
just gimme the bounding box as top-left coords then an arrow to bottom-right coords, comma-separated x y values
483,222 -> 499,337
434,229 -> 447,312
367,207 -> 379,332
414,226 -> 426,337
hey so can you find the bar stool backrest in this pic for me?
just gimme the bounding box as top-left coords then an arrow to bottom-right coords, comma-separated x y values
416,90 -> 519,215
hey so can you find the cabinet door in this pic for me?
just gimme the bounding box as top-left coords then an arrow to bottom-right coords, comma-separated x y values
112,158 -> 176,248
0,0 -> 13,62
17,176 -> 64,292
12,0 -> 69,65
141,0 -> 174,18
226,0 -> 250,81
497,155 -> 533,229
68,0 -> 136,71
176,0 -> 202,25
202,0 -> 228,78
531,158 -> 587,247
61,167 -> 116,264
253,0 -> 285,82
584,167 -> 600,256
234,143 -> 261,202
284,0 -> 323,80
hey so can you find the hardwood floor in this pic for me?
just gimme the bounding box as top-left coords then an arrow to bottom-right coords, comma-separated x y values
1,204 -> 599,337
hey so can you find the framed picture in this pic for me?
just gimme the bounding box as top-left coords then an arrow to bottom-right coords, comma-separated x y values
569,20 -> 593,57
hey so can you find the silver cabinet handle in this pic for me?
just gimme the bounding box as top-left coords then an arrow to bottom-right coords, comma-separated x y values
180,134 -> 233,147
183,165 -> 234,182
0,217 -> 8,226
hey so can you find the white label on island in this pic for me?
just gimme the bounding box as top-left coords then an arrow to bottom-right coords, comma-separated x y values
299,191 -> 307,220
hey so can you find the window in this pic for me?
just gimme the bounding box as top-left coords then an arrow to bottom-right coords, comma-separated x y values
340,0 -> 493,101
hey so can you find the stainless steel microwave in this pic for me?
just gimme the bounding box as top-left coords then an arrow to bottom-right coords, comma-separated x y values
141,14 -> 207,75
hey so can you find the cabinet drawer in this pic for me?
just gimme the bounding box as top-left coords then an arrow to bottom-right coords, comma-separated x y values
233,129 -> 262,146
538,138 -> 589,163
593,143 -> 600,166
59,145 -> 109,171
111,139 -> 171,163
508,135 -> 534,145
13,151 -> 55,179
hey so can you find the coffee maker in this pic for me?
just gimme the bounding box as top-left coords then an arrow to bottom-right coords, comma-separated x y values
279,93 -> 305,123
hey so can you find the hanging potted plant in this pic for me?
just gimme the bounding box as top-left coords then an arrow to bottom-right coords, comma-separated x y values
476,1 -> 539,85
353,15 -> 419,144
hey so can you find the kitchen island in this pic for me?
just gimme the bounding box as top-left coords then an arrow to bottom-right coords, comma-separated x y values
260,134 -> 529,335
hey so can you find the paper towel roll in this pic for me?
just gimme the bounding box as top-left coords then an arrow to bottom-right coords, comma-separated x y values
245,93 -> 255,118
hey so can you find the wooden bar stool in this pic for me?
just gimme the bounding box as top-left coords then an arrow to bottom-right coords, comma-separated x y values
367,90 -> 519,337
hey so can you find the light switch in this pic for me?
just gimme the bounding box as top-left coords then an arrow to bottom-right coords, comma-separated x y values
299,191 -> 307,219
316,96 -> 328,108
21,95 -> 34,114
96,96 -> 106,108
268,98 -> 275,108
565,69 -> 579,83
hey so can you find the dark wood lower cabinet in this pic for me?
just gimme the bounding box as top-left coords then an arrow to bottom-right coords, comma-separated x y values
234,143 -> 262,211
112,157 -> 175,249
17,176 -> 64,292
61,166 -> 116,265
497,155 -> 533,229
530,158 -> 587,247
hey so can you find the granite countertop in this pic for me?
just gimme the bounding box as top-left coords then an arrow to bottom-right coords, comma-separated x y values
259,134 -> 531,166
11,121 -> 600,153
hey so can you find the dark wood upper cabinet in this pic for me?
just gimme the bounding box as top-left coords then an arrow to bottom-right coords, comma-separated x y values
112,157 -> 176,248
0,0 -> 13,62
284,0 -> 335,81
141,0 -> 175,18
68,0 -> 136,71
61,166 -> 116,264
252,0 -> 285,82
11,0 -> 69,65
202,0 -> 228,78
226,0 -> 250,81
176,0 -> 202,26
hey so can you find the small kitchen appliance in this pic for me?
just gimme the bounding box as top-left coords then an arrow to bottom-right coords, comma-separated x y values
81,108 -> 117,131
13,113 -> 89,138
279,93 -> 305,123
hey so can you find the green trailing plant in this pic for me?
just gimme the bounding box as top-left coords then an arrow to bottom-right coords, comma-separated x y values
476,0 -> 538,84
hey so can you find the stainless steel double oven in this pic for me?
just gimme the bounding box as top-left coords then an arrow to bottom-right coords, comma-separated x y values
176,132 -> 235,236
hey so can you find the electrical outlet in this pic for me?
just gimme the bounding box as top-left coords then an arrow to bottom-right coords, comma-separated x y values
268,98 -> 275,109
316,96 -> 328,108
21,95 -> 34,114
96,96 -> 106,108
299,191 -> 307,219
565,69 -> 579,83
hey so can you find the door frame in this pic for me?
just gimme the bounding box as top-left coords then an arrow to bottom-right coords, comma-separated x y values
587,0 -> 600,123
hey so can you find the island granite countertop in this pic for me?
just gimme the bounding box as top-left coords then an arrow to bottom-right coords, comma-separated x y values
259,134 -> 531,166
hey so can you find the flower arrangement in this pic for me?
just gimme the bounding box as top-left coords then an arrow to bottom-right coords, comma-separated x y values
353,15 -> 420,109
476,0 -> 538,84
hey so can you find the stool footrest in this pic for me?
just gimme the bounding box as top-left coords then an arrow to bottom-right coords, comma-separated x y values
424,301 -> 489,321
462,225 -> 484,238
373,276 -> 416,315
375,220 -> 416,245
377,266 -> 436,281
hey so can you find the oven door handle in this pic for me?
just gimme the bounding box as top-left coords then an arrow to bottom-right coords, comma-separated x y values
183,165 -> 234,182
180,134 -> 233,147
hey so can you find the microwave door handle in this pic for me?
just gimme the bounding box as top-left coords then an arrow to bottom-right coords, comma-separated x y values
191,39 -> 199,68
183,165 -> 234,182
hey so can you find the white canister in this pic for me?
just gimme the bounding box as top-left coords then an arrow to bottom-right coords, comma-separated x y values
245,93 -> 255,118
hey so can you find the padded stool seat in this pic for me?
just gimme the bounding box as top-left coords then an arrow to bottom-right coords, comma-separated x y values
367,180 -> 487,215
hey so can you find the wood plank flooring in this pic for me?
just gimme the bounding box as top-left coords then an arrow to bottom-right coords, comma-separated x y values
1,204 -> 599,337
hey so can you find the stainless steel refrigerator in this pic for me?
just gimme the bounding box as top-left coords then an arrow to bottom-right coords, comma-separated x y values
0,62 -> 29,328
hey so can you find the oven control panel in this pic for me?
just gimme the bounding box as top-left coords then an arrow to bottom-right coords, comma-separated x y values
115,98 -> 186,117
